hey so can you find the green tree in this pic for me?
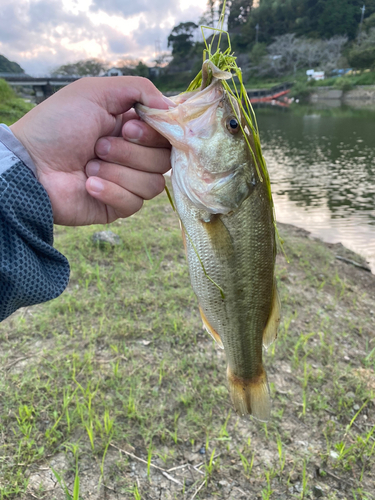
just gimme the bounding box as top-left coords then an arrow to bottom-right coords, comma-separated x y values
52,58 -> 108,77
0,54 -> 24,74
0,79 -> 15,101
168,22 -> 198,58
348,28 -> 375,70
317,0 -> 359,39
238,0 -> 375,49
363,12 -> 375,31
134,61 -> 149,77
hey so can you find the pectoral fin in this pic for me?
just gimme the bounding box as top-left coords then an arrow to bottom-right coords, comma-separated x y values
199,305 -> 224,349
262,282 -> 281,349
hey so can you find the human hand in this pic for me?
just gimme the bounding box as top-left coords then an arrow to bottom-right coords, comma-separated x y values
10,77 -> 172,226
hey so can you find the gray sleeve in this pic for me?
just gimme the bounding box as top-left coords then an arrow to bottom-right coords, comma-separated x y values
0,125 -> 70,321
0,124 -> 38,177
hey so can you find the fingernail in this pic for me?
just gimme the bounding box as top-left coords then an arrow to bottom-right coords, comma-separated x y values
96,138 -> 111,156
162,95 -> 177,108
123,121 -> 143,140
89,177 -> 104,193
86,161 -> 100,177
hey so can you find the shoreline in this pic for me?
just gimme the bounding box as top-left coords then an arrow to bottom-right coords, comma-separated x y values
278,221 -> 374,277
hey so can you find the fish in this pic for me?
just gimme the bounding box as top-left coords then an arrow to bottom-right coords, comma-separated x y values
136,61 -> 280,421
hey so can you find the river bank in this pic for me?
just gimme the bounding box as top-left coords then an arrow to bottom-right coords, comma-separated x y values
310,86 -> 375,110
1,187 -> 374,499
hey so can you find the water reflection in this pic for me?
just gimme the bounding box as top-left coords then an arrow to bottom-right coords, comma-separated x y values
257,105 -> 375,271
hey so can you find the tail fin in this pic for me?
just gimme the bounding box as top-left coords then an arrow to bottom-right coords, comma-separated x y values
227,365 -> 271,422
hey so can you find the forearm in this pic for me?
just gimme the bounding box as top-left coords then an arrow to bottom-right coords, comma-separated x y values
0,125 -> 70,321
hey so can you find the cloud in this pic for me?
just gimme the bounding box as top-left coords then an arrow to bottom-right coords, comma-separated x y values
0,0 -> 206,75
90,0 -> 177,19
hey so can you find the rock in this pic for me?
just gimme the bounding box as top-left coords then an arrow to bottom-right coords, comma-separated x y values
289,471 -> 299,483
218,480 -> 230,487
345,391 -> 355,399
313,485 -> 324,498
294,482 -> 303,493
353,404 -> 360,411
198,446 -> 206,455
92,230 -> 122,247
330,450 -> 339,460
186,452 -> 197,463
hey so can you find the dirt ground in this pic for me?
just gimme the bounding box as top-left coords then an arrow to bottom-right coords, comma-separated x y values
1,209 -> 374,500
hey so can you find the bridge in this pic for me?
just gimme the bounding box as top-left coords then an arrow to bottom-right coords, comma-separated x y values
1,75 -> 80,103
2,74 -> 294,106
247,82 -> 294,106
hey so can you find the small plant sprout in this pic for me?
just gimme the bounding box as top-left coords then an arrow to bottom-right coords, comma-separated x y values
205,448 -> 216,485
261,470 -> 274,499
147,442 -> 153,481
276,433 -> 286,471
16,404 -> 34,439
133,484 -> 141,500
237,448 -> 255,478
51,446 -> 80,500
218,411 -> 231,439
300,460 -> 308,499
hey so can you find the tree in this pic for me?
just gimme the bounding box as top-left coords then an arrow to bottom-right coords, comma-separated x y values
0,54 -> 24,74
238,0 -> 375,48
228,0 -> 253,30
52,59 -> 108,77
134,61 -> 149,77
317,0 -> 359,39
348,28 -> 375,70
253,34 -> 347,77
154,53 -> 173,67
168,22 -> 198,58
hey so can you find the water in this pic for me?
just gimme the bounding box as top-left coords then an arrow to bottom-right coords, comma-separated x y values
257,106 -> 375,271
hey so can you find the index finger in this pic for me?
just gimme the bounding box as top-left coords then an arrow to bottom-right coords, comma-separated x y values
91,76 -> 175,116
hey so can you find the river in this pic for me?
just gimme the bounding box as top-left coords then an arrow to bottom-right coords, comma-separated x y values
257,105 -> 375,272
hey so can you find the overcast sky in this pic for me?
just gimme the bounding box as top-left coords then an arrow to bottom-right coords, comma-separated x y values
0,0 -> 206,76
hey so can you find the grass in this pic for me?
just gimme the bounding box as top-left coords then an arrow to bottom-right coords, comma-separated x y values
0,79 -> 34,125
0,185 -> 374,499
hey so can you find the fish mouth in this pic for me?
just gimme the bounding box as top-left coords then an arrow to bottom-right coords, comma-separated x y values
135,79 -> 224,149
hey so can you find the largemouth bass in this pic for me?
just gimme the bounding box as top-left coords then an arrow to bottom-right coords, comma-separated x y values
136,61 -> 280,421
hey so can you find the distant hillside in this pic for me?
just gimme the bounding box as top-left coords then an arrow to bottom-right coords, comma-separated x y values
0,55 -> 24,74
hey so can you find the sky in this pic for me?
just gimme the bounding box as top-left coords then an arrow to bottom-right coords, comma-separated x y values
0,0 -> 207,76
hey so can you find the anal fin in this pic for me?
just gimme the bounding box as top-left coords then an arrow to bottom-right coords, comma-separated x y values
199,305 -> 224,349
263,281 -> 281,349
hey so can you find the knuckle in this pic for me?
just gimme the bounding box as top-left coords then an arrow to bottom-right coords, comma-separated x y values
121,198 -> 143,218
112,138 -> 133,165
144,174 -> 165,200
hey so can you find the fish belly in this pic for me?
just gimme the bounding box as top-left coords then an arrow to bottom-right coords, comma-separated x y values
172,172 -> 277,421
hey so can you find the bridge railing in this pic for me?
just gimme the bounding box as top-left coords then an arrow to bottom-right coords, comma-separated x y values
246,82 -> 294,99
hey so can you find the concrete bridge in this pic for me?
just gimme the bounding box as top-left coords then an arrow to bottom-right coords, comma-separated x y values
1,75 -> 80,103
2,74 -> 294,106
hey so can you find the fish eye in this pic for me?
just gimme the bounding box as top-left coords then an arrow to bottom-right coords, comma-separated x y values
226,117 -> 240,135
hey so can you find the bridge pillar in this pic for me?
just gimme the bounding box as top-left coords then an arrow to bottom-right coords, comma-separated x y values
33,83 -> 54,104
